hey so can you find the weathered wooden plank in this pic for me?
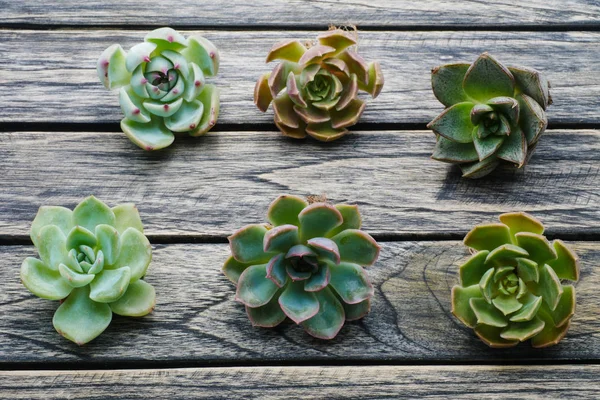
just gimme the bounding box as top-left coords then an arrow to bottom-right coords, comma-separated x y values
1,30 -> 599,125
1,241 -> 598,364
0,130 -> 598,237
2,0 -> 600,27
2,365 -> 600,399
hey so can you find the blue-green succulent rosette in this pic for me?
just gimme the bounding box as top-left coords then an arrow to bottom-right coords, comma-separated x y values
98,27 -> 220,151
20,196 -> 155,345
427,52 -> 551,178
223,195 -> 380,339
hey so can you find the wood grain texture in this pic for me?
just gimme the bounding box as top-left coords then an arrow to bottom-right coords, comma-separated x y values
2,365 -> 600,399
0,130 -> 598,238
2,0 -> 600,27
1,241 -> 598,364
1,30 -> 599,125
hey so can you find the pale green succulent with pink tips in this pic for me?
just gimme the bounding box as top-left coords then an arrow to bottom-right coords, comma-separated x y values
98,27 -> 220,150
20,196 -> 155,345
254,29 -> 384,141
452,212 -> 579,348
223,195 -> 380,339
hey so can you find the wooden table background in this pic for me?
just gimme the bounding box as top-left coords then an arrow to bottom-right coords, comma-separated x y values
1,1 -> 600,398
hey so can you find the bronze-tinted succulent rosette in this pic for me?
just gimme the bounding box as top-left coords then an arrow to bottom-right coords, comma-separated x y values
254,29 -> 384,141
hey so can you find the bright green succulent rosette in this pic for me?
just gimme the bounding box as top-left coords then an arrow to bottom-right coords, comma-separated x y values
452,212 -> 579,348
223,195 -> 380,339
20,196 -> 155,345
254,29 -> 384,142
428,52 -> 551,178
98,27 -> 220,151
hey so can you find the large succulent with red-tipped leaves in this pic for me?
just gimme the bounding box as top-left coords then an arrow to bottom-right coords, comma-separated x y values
428,52 -> 551,178
223,195 -> 380,339
254,29 -> 384,141
452,213 -> 579,348
97,27 -> 220,150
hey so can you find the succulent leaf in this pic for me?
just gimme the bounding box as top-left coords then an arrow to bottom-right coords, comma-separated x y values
548,240 -> 579,281
37,225 -> 69,271
307,237 -> 340,264
331,230 -> 380,266
229,224 -> 274,264
254,72 -> 274,112
453,213 -> 578,348
246,289 -> 287,328
266,254 -> 289,287
97,44 -> 131,89
298,203 -> 343,242
301,287 -> 345,339
89,267 -> 131,303
267,195 -> 308,227
328,261 -> 374,304
432,136 -> 479,163
343,298 -> 371,321
236,264 -> 279,307
463,53 -> 515,102
58,264 -> 95,288
182,35 -> 219,77
30,206 -> 73,248
304,263 -> 331,292
463,223 -> 511,252
509,66 -> 550,110
189,84 -> 220,136
431,63 -> 471,107
266,40 -> 307,63
427,102 -> 475,144
223,256 -> 251,285
459,250 -> 490,287
66,226 -> 97,250
21,257 -> 72,300
109,279 -> 156,317
121,117 -> 175,151
278,281 -> 320,323
53,287 -> 113,345
264,224 -> 300,253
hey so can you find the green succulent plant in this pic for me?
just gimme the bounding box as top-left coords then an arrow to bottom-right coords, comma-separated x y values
452,212 -> 579,348
20,196 -> 155,345
98,27 -> 220,150
254,29 -> 384,141
223,195 -> 380,339
428,52 -> 551,178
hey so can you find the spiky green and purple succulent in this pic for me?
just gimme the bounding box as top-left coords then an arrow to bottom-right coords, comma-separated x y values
20,196 -> 155,345
223,195 -> 380,339
428,52 -> 551,178
452,212 -> 579,348
97,27 -> 220,150
254,29 -> 384,142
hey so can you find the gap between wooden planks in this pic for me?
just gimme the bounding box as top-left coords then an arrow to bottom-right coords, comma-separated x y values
1,241 -> 598,365
0,130 -> 598,238
1,30 -> 599,125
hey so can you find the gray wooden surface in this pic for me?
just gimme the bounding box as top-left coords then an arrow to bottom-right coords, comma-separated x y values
2,30 -> 599,125
0,130 -> 598,239
1,241 -> 598,364
2,365 -> 600,399
1,0 -> 599,398
2,1 -> 600,27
